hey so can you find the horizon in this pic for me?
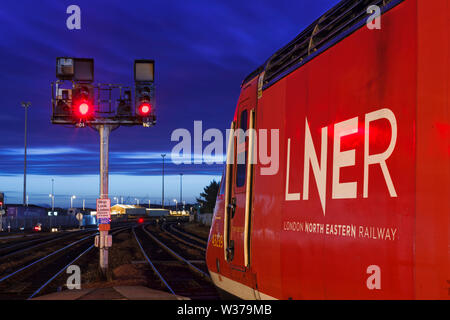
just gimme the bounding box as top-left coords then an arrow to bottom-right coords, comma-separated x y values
0,0 -> 339,208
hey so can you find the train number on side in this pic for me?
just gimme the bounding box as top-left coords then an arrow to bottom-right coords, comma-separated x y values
211,233 -> 223,248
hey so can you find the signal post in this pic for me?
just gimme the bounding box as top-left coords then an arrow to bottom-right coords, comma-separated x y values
51,58 -> 156,274
98,124 -> 113,272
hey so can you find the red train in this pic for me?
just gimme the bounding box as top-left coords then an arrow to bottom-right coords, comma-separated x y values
206,0 -> 449,299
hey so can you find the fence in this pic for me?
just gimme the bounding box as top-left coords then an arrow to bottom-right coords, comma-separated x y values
0,215 -> 80,231
196,213 -> 213,227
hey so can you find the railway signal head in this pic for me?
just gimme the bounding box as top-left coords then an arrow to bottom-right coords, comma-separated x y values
135,85 -> 153,119
72,85 -> 94,120
134,60 -> 155,125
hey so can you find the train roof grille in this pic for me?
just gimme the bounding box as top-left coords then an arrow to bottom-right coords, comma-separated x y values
242,0 -> 399,87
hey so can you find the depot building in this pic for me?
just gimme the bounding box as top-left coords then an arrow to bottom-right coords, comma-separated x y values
110,204 -> 146,216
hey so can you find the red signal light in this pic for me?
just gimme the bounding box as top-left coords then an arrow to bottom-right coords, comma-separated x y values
138,217 -> 144,224
79,103 -> 89,115
72,85 -> 94,120
74,101 -> 93,119
138,103 -> 151,116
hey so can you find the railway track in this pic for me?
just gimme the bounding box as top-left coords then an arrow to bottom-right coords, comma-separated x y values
0,228 -> 95,259
154,223 -> 209,274
161,223 -> 206,252
171,223 -> 208,243
0,226 -> 129,300
133,224 -> 219,300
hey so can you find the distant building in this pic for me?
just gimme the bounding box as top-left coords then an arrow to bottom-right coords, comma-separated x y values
110,204 -> 146,215
146,208 -> 170,217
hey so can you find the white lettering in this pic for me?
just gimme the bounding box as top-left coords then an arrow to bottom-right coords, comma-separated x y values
363,108 -> 397,198
285,139 -> 300,201
332,117 -> 358,199
303,119 -> 327,215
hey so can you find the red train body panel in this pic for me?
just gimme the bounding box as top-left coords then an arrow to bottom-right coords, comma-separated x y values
206,0 -> 449,299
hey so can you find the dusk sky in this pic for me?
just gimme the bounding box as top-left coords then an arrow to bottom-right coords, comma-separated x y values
0,0 -> 338,208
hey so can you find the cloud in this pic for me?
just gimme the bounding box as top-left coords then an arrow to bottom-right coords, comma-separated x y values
0,147 -> 90,156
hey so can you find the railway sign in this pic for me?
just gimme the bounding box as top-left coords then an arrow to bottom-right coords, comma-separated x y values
76,212 -> 83,221
98,218 -> 110,224
96,198 -> 111,222
94,234 -> 112,248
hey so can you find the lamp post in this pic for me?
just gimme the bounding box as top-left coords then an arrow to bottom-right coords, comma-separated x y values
179,173 -> 183,204
173,199 -> 178,211
70,195 -> 76,208
21,102 -> 31,206
49,194 -> 54,212
161,154 -> 166,208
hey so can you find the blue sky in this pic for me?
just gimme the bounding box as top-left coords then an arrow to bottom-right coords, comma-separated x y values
0,0 -> 338,208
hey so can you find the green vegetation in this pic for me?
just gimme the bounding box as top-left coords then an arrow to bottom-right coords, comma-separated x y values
196,180 -> 219,213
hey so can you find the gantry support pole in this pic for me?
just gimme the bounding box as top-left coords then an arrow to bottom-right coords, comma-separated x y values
98,124 -> 112,274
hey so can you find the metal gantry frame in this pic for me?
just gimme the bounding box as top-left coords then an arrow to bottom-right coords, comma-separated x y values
50,58 -> 156,274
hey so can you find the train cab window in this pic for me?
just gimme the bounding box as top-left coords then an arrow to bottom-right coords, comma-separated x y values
236,109 -> 248,188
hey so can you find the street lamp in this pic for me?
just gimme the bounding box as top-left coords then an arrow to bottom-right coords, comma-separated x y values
161,154 -> 166,208
70,195 -> 76,208
179,173 -> 183,204
21,102 -> 31,206
49,194 -> 55,212
173,199 -> 178,211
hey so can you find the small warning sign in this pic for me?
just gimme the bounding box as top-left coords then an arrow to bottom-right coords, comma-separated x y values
96,198 -> 111,223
